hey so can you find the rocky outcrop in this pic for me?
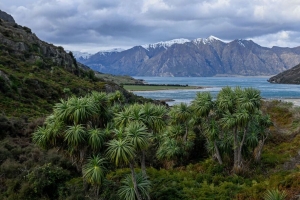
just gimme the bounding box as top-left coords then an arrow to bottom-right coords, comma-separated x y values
81,38 -> 300,77
0,17 -> 86,73
268,63 -> 300,84
0,10 -> 15,23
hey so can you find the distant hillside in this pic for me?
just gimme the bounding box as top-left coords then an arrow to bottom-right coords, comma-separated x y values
79,36 -> 300,77
268,63 -> 300,84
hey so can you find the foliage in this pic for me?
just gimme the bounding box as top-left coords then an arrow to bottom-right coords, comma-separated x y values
27,163 -> 71,199
263,189 -> 287,200
118,173 -> 151,200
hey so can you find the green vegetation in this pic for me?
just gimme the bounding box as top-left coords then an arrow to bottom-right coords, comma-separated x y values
1,87 -> 300,199
264,189 -> 287,200
0,87 -> 292,200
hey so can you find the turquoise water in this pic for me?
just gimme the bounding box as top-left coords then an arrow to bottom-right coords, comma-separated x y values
132,77 -> 300,105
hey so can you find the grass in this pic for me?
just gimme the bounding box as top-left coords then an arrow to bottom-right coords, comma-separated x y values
123,85 -> 202,91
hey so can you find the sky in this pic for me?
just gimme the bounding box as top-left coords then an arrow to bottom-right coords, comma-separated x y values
1,0 -> 300,53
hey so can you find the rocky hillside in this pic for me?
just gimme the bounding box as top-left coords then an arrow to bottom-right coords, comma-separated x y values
80,36 -> 300,77
0,10 -> 15,23
0,11 -> 140,118
268,63 -> 300,84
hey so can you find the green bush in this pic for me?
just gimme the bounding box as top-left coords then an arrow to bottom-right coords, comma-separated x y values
27,163 -> 71,199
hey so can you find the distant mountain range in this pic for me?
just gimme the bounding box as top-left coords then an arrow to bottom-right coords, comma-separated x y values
76,36 -> 300,77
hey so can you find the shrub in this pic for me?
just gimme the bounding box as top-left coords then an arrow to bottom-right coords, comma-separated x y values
27,163 -> 71,199
23,26 -> 32,33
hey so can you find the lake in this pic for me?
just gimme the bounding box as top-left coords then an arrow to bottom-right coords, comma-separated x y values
132,76 -> 300,105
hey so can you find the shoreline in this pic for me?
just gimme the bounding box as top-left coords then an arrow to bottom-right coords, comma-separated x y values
264,98 -> 300,106
126,86 -> 206,92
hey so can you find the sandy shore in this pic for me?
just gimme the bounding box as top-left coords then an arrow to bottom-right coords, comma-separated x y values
265,98 -> 300,107
281,99 -> 300,107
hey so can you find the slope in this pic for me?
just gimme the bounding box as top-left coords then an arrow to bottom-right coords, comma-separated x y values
268,63 -> 300,84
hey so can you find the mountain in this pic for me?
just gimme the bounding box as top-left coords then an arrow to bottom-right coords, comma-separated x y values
268,63 -> 300,84
80,36 -> 300,77
69,50 -> 92,61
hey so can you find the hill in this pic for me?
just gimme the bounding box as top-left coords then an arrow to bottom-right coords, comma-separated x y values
0,12 -> 146,118
78,36 -> 300,77
268,63 -> 300,84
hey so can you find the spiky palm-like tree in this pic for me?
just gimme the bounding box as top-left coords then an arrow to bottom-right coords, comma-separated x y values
204,119 -> 223,164
54,96 -> 96,125
141,103 -> 167,134
192,92 -> 214,117
64,124 -> 87,166
33,92 -> 113,180
108,90 -> 125,105
106,138 -> 142,200
87,128 -> 106,152
82,155 -> 107,197
118,173 -> 151,200
252,113 -> 272,162
32,126 -> 51,149
126,122 -> 150,178
156,137 -> 181,169
217,87 -> 262,173
129,103 -> 144,122
114,105 -> 133,128
192,92 -> 223,164
169,103 -> 193,142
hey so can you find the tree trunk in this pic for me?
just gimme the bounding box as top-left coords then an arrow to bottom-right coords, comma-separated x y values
233,126 -> 240,173
141,150 -> 147,178
140,150 -> 151,200
214,141 -> 223,164
253,140 -> 264,162
183,124 -> 188,142
96,186 -> 99,199
236,126 -> 247,171
141,151 -> 151,200
129,162 -> 142,200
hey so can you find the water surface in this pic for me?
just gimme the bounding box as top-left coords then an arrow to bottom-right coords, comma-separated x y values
132,77 -> 300,105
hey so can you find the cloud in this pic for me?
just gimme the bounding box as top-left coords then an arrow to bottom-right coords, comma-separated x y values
1,0 -> 300,53
249,31 -> 300,48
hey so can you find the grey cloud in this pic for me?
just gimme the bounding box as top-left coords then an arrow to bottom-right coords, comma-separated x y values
2,0 -> 300,52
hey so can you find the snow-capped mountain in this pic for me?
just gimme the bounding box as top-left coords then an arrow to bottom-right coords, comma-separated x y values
68,51 -> 92,60
142,36 -> 224,50
142,38 -> 190,50
78,36 -> 300,77
192,35 -> 223,44
95,48 -> 125,56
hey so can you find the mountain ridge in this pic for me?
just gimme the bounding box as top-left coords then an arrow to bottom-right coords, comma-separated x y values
79,37 -> 300,77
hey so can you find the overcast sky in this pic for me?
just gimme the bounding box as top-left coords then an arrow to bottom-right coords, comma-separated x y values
1,0 -> 300,53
